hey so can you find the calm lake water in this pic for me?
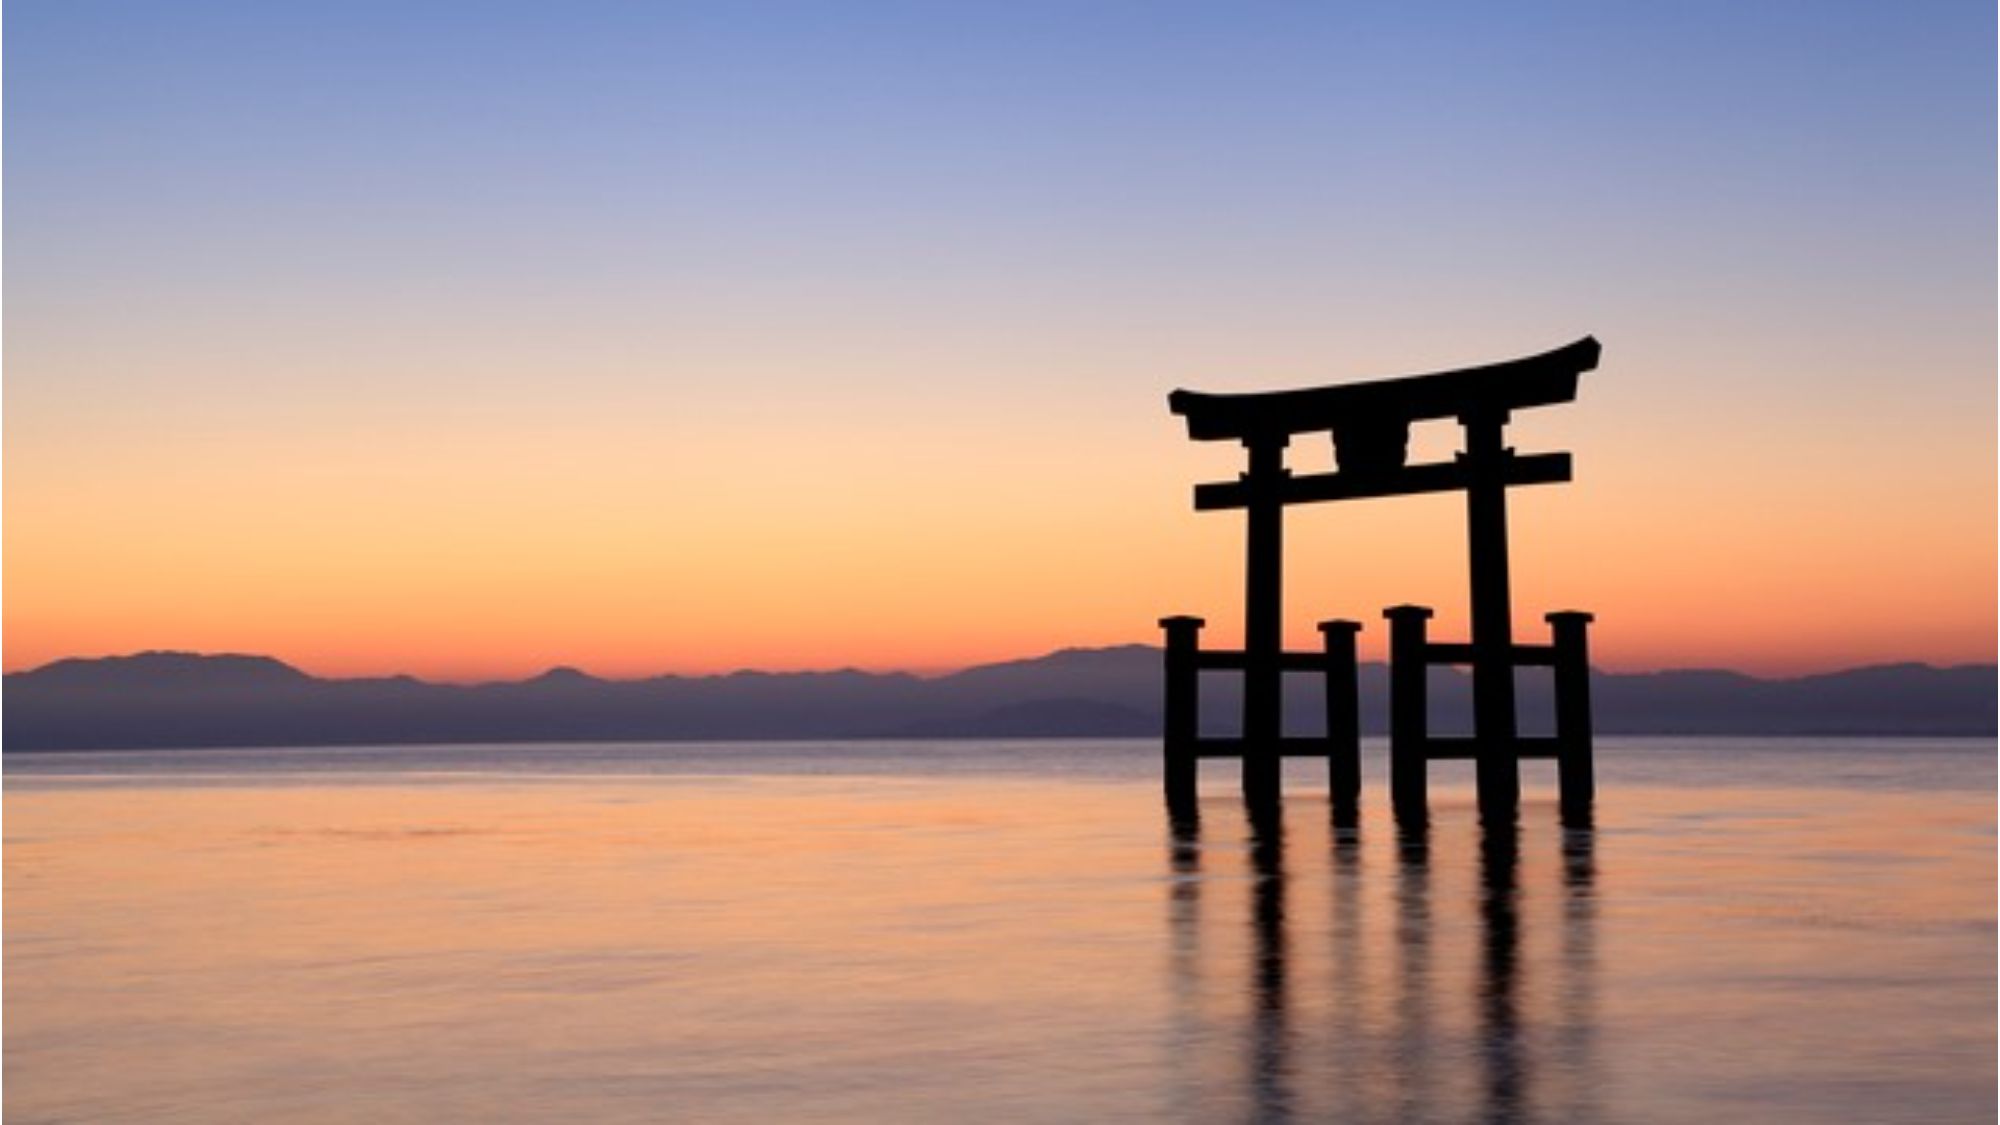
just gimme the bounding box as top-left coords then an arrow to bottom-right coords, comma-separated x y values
6,738 -> 1994,1123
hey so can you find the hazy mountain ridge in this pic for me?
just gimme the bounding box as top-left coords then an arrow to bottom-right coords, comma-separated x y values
4,648 -> 1992,750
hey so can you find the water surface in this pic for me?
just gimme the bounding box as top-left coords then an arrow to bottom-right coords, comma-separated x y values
7,739 -> 1993,1122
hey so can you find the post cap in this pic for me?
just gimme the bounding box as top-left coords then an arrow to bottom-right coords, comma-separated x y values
1383,604 -> 1434,620
1316,619 -> 1362,634
1544,610 -> 1595,625
1158,615 -> 1207,630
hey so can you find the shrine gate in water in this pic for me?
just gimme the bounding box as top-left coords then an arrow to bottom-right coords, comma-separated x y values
1159,337 -> 1601,823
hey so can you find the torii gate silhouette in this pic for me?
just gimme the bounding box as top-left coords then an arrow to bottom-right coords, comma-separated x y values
1159,337 -> 1600,825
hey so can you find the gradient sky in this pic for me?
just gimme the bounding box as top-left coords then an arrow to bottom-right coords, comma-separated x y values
7,1 -> 1994,680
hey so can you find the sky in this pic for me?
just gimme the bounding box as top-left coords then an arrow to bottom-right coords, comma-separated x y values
6,1 -> 1994,681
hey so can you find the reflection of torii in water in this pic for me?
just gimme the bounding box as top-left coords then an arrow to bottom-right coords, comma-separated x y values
1161,805 -> 1600,1121
1159,338 -> 1601,824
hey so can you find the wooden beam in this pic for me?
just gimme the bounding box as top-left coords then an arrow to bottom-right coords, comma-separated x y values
1424,737 -> 1563,760
1193,452 -> 1571,511
1189,737 -> 1566,760
1170,336 -> 1599,443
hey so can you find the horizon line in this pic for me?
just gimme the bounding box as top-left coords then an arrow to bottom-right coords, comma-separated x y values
7,645 -> 1994,688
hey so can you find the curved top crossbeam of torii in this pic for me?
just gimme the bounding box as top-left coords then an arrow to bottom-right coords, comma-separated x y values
1166,336 -> 1600,511
1168,335 -> 1600,443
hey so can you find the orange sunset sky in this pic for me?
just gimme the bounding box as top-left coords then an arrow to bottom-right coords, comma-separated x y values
6,4 -> 1994,681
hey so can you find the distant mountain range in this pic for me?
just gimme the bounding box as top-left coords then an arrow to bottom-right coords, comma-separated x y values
3,648 -> 1993,751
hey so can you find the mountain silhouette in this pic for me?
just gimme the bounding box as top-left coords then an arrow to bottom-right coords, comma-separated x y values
3,648 -> 1992,751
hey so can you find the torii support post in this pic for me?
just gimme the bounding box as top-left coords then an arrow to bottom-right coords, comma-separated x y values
1160,615 -> 1204,816
1319,619 -> 1362,822
1241,437 -> 1288,806
1462,407 -> 1521,822
1385,605 -> 1432,822
1547,611 -> 1595,825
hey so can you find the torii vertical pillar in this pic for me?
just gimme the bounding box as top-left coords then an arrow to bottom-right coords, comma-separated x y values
1160,614 -> 1205,817
1319,619 -> 1362,823
1462,408 -> 1521,820
1548,610 -> 1596,826
1241,436 -> 1287,805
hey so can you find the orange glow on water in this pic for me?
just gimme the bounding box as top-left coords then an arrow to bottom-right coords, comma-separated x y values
6,761 -> 1994,1120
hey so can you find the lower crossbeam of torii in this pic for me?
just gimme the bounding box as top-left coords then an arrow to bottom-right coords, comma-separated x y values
1158,337 -> 1602,826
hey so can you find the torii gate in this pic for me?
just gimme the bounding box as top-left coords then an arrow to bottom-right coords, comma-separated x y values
1159,337 -> 1600,823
